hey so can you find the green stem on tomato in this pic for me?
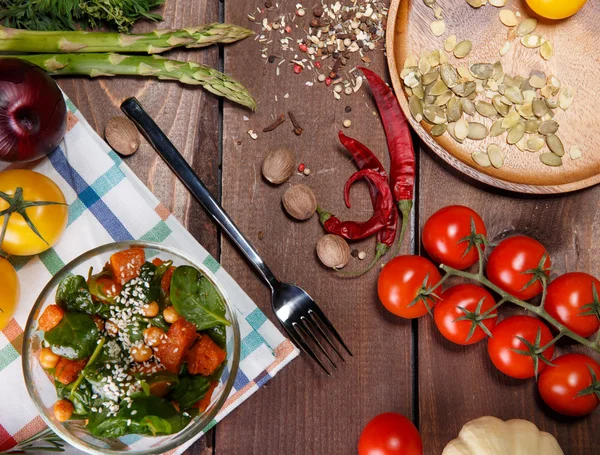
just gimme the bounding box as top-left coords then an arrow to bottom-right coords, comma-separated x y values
440,265 -> 600,354
539,275 -> 548,310
475,242 -> 485,278
537,332 -> 564,354
69,337 -> 105,401
480,297 -> 508,319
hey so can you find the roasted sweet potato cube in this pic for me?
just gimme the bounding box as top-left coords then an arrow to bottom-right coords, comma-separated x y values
38,305 -> 65,331
195,381 -> 218,412
161,266 -> 176,293
186,335 -> 227,376
110,248 -> 145,285
55,357 -> 87,385
156,318 -> 198,374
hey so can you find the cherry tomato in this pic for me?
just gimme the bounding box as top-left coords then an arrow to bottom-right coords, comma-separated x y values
434,284 -> 497,345
526,0 -> 587,20
0,258 -> 20,330
545,272 -> 600,338
378,256 -> 441,319
358,412 -> 423,455
486,235 -> 551,301
422,205 -> 487,270
0,170 -> 68,256
488,315 -> 555,379
538,354 -> 600,416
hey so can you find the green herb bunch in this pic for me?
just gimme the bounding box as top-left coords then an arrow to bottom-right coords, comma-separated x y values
0,0 -> 164,32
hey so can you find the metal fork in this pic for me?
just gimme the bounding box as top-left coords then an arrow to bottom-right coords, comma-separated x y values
121,97 -> 352,375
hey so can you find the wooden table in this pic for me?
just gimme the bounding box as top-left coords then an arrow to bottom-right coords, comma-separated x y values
59,0 -> 599,453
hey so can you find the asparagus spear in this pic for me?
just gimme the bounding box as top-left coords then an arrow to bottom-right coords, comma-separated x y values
7,54 -> 256,110
0,23 -> 253,54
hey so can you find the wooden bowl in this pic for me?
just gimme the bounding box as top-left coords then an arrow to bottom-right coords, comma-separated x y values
386,0 -> 599,193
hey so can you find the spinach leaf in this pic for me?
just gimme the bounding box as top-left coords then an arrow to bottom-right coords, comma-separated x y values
170,375 -> 211,409
88,271 -> 117,305
87,395 -> 191,438
170,266 -> 230,331
56,380 -> 92,417
45,312 -> 99,360
205,325 -> 227,349
149,314 -> 169,331
57,275 -> 111,318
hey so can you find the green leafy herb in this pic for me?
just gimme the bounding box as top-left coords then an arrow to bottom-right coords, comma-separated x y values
0,428 -> 64,453
45,312 -> 99,360
87,271 -> 117,305
206,325 -> 227,349
170,266 -> 231,331
56,380 -> 92,418
56,275 -> 110,317
0,0 -> 164,32
170,375 -> 211,409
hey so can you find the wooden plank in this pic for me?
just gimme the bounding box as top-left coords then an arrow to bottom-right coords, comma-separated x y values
217,2 -> 414,454
58,1 -> 221,453
417,149 -> 600,455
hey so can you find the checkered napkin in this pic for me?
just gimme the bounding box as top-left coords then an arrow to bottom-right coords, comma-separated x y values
0,96 -> 298,454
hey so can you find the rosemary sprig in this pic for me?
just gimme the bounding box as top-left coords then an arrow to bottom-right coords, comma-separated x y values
0,428 -> 64,454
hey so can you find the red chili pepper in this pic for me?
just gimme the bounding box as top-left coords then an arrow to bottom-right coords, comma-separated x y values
359,67 -> 415,256
317,169 -> 393,241
337,132 -> 398,276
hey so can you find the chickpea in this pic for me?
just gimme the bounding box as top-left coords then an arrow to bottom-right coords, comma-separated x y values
142,301 -> 159,318
163,306 -> 180,324
143,326 -> 165,347
39,347 -> 60,369
92,315 -> 105,331
54,399 -> 74,422
130,344 -> 153,362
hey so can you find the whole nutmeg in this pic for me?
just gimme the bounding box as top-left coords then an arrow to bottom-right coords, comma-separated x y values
105,116 -> 140,156
316,235 -> 350,269
262,147 -> 295,184
282,184 -> 317,220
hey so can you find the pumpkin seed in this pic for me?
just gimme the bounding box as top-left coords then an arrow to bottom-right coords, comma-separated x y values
559,85 -> 575,110
423,104 -> 447,124
430,20 -> 446,37
404,55 -> 418,68
569,145 -> 582,160
454,40 -> 472,59
428,51 -> 441,67
540,85 -> 554,99
488,144 -> 504,168
515,137 -> 528,152
529,75 -> 545,89
504,86 -> 524,104
545,98 -> 559,110
499,9 -> 518,27
502,110 -> 521,129
444,35 -> 457,52
434,5 -> 444,19
492,96 -> 510,116
546,134 -> 565,156
440,64 -> 459,88
532,99 -> 548,118
468,122 -> 489,140
447,96 -> 463,122
493,62 -> 504,81
418,57 -> 431,75
543,110 -> 555,120
521,34 -> 543,48
540,152 -> 562,167
469,63 -> 494,80
463,81 -> 477,97
404,73 -> 420,88
422,71 -> 440,86
430,79 -> 449,96
456,66 -> 472,80
409,96 -> 424,121
472,151 -> 492,167
499,41 -> 511,56
490,120 -> 507,137
500,95 -> 513,106
401,66 -> 417,79
516,102 -> 534,119
540,41 -> 554,60
522,90 -> 536,103
455,119 -> 470,141
516,18 -> 537,37
413,83 -> 425,100
547,75 -> 561,94
489,0 -> 507,6
431,124 -> 447,137
423,0 -> 437,7
539,120 -> 559,135
439,50 -> 449,64
425,94 -> 436,105
475,101 -> 497,118
461,98 -> 476,115
525,119 -> 541,134
507,122 -> 526,144
435,91 -> 453,106
466,0 -> 483,7
503,75 -> 519,87
446,122 -> 462,143
526,136 -> 545,152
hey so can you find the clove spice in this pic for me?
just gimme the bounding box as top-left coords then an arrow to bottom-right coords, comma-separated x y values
263,114 -> 286,132
288,110 -> 303,136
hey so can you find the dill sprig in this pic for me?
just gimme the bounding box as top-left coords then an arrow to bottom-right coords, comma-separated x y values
0,428 -> 65,454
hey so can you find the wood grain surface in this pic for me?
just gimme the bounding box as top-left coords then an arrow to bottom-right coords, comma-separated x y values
387,0 -> 600,193
57,0 -> 600,453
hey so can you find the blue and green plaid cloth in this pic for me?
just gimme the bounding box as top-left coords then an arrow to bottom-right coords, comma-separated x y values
0,96 -> 298,454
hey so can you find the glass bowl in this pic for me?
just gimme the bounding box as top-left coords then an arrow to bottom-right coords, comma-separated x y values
22,241 -> 240,455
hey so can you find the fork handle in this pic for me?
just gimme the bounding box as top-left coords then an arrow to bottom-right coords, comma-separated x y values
121,97 -> 279,289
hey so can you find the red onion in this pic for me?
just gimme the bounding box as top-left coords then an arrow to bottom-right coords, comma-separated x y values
0,58 -> 67,162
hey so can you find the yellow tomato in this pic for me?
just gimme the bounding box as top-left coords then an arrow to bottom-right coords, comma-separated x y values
0,170 -> 68,256
0,258 -> 19,329
526,0 -> 587,19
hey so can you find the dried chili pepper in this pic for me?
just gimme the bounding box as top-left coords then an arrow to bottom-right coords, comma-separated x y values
359,67 -> 415,256
317,169 -> 393,241
336,132 -> 398,276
